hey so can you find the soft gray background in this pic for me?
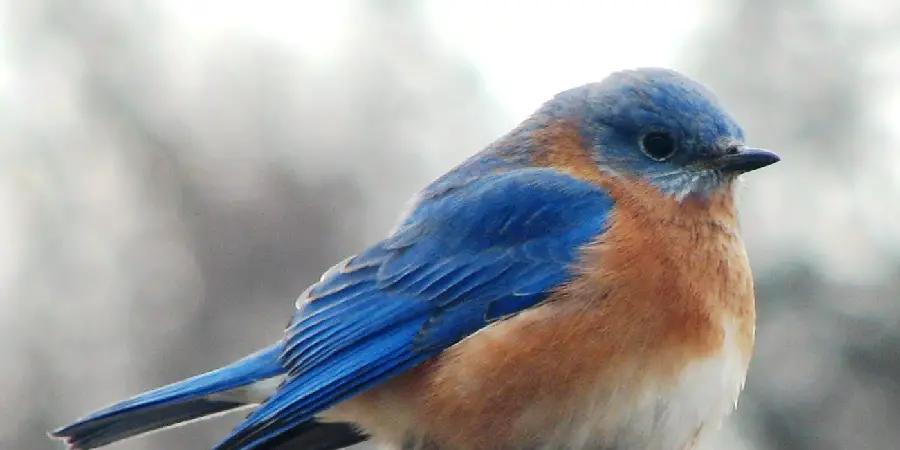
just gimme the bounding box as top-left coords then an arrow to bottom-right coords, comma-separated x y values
3,1 -> 900,449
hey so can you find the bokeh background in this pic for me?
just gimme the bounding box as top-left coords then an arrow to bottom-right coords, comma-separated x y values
3,0 -> 900,449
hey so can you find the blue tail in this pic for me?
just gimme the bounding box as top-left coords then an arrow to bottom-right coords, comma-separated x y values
51,344 -> 286,450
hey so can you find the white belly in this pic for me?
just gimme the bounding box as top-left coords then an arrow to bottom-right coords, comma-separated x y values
539,320 -> 750,450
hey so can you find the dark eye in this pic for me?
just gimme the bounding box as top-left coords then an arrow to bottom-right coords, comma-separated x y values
640,132 -> 676,161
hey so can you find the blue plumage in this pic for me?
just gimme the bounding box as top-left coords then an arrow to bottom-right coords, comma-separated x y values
213,168 -> 612,449
53,345 -> 286,449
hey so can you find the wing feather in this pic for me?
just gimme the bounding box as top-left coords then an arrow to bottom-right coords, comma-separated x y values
213,168 -> 612,449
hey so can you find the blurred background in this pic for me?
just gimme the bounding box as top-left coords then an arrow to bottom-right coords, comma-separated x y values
3,0 -> 900,449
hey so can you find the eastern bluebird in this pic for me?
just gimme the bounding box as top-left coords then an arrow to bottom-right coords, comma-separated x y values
52,68 -> 779,450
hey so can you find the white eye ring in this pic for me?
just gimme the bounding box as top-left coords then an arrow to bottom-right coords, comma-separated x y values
640,132 -> 677,161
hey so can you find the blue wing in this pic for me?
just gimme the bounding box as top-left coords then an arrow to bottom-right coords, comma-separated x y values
214,168 -> 613,449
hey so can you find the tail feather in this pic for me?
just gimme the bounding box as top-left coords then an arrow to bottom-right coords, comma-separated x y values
53,398 -> 247,449
51,344 -> 286,449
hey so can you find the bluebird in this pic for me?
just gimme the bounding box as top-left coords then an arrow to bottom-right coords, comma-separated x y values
52,68 -> 779,450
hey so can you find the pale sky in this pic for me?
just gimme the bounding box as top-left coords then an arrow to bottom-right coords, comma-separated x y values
164,0 -> 709,120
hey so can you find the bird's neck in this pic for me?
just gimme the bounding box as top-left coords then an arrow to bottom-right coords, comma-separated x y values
595,172 -> 741,232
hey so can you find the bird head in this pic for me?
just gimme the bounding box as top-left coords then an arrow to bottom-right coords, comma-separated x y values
542,68 -> 779,201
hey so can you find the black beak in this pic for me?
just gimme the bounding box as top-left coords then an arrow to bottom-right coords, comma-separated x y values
712,147 -> 780,173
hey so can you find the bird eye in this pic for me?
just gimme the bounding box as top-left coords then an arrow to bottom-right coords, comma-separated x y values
640,132 -> 676,161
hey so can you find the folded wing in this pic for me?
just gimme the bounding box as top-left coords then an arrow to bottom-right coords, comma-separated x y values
215,168 -> 613,449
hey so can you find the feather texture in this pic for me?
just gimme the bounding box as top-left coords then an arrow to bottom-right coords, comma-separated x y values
213,168 -> 612,449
